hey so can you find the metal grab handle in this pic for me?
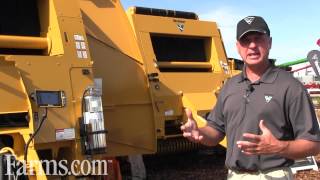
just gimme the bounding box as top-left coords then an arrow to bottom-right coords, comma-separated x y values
0,35 -> 49,50
156,61 -> 212,69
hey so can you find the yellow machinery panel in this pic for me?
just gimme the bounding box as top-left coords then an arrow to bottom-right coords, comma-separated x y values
0,0 -> 108,178
81,1 -> 232,155
0,0 -> 236,178
0,60 -> 29,114
79,0 -> 157,156
126,7 -> 231,149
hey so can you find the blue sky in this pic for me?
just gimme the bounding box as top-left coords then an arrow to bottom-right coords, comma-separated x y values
121,0 -> 320,64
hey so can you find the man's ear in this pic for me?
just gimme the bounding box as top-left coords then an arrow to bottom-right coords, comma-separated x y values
269,37 -> 272,49
236,41 -> 241,54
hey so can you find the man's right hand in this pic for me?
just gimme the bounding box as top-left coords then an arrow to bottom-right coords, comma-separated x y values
180,108 -> 203,143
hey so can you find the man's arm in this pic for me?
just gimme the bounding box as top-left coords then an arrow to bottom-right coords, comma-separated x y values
198,126 -> 225,146
237,120 -> 320,159
279,139 -> 320,159
181,109 -> 225,146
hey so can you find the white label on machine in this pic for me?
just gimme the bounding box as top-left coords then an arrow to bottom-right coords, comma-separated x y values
80,42 -> 86,50
56,128 -> 75,141
74,34 -> 81,41
74,34 -> 84,41
165,109 -> 174,116
74,34 -> 87,59
82,51 -> 88,59
77,50 -> 83,58
91,100 -> 99,108
83,112 -> 100,124
75,42 -> 81,49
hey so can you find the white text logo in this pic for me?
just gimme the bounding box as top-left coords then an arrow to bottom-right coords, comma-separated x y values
3,155 -> 109,178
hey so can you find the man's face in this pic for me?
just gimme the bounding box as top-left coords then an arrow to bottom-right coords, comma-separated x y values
236,32 -> 272,67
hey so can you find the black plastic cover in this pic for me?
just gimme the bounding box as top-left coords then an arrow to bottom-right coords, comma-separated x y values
134,6 -> 198,20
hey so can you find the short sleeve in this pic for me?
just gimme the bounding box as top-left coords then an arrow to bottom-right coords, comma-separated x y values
206,88 -> 226,135
289,89 -> 320,142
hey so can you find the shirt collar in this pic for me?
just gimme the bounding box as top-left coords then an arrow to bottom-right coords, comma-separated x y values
237,63 -> 279,84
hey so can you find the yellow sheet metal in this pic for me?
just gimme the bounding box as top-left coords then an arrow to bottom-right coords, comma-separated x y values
182,92 -> 227,148
0,60 -> 29,114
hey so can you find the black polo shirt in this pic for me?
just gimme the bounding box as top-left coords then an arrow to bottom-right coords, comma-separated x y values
207,64 -> 320,171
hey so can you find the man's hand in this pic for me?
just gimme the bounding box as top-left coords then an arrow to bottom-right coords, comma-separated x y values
236,120 -> 288,155
180,109 -> 203,143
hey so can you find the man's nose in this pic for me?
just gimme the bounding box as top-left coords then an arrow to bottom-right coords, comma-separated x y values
248,40 -> 257,48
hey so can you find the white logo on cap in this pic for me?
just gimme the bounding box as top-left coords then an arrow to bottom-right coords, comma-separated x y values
312,54 -> 319,60
244,16 -> 255,25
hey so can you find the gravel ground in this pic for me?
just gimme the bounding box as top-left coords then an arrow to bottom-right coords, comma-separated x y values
134,149 -> 320,180
295,154 -> 320,180
144,147 -> 227,180
133,111 -> 320,179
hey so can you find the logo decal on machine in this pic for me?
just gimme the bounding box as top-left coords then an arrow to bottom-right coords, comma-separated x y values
177,22 -> 185,32
174,19 -> 186,32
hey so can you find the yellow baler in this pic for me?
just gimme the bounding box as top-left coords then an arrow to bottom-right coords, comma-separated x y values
126,7 -> 233,149
0,0 -> 108,178
0,0 -> 237,178
81,2 -> 233,155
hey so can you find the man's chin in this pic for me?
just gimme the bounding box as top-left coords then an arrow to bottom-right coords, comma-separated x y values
245,59 -> 261,65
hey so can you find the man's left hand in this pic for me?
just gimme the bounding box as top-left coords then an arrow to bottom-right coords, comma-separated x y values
236,120 -> 288,155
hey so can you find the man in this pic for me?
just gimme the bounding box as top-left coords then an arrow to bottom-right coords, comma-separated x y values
181,16 -> 320,180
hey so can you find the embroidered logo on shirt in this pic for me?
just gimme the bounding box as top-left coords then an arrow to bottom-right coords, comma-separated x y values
265,95 -> 272,103
312,53 -> 319,60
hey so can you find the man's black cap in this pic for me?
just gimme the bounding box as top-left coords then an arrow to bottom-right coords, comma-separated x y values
236,16 -> 270,40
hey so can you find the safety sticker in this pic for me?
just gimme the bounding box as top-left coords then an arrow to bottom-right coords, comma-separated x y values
164,109 -> 174,116
74,34 -> 88,59
82,51 -> 88,58
75,42 -> 81,49
74,34 -> 84,41
77,50 -> 83,58
56,128 -> 75,141
80,42 -> 86,49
